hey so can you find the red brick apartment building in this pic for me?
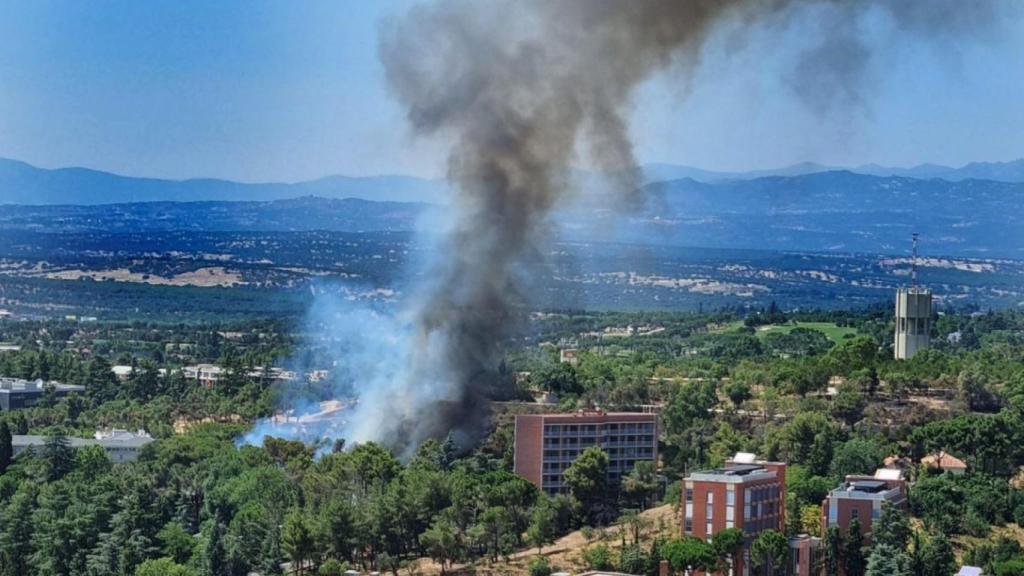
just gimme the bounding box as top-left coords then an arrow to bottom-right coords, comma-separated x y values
822,468 -> 907,542
513,410 -> 657,495
682,454 -> 786,576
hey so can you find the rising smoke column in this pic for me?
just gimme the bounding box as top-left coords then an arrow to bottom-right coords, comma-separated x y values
376,0 -> 757,452
363,0 -> 1005,453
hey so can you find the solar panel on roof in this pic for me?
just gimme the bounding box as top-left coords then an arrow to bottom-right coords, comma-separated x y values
850,480 -> 887,492
726,464 -> 763,475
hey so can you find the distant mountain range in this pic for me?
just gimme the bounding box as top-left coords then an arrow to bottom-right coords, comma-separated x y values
0,158 -> 448,205
641,159 -> 1024,184
3,170 -> 1022,258
2,156 -> 1024,206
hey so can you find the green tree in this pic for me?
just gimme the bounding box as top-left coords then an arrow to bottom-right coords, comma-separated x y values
526,501 -> 557,554
157,522 -> 196,566
201,512 -> 229,576
282,510 -> 316,576
419,517 -> 461,575
581,543 -> 614,571
319,559 -> 346,576
865,543 -> 912,576
528,555 -> 552,576
844,519 -> 865,576
712,527 -> 745,574
43,432 -> 74,482
873,504 -> 911,551
563,446 -> 609,523
477,506 -> 513,562
831,383 -> 867,426
921,532 -> 956,576
0,422 -> 11,475
993,558 -> 1024,576
724,380 -> 752,409
621,460 -> 658,510
533,362 -> 580,395
136,557 -> 196,576
750,529 -> 789,576
619,543 -> 648,575
0,484 -> 37,576
824,526 -> 842,576
830,439 -> 880,482
662,537 -> 717,573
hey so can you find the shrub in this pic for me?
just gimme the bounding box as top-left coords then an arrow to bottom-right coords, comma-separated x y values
319,559 -> 347,576
582,544 -> 615,571
528,555 -> 553,576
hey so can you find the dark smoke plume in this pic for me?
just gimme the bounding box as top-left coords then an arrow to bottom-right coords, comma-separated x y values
334,0 -> 1004,453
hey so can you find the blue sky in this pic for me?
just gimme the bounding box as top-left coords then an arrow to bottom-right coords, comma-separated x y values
0,0 -> 1021,182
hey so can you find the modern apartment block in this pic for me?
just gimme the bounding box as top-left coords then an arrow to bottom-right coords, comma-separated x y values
682,453 -> 786,576
821,468 -> 907,541
513,410 -> 657,495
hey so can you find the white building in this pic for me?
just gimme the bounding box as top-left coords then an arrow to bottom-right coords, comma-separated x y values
182,364 -> 224,387
11,428 -> 154,463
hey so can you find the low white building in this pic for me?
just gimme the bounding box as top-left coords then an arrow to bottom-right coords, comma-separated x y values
111,365 -> 134,381
182,364 -> 224,387
12,428 -> 154,463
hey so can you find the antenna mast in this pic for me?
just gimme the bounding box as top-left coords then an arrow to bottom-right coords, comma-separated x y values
911,232 -> 919,289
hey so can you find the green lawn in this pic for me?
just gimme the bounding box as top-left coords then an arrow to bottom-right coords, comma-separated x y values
753,321 -> 857,343
711,320 -> 857,343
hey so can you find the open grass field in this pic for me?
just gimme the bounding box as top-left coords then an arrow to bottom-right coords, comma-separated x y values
755,321 -> 858,343
715,320 -> 858,343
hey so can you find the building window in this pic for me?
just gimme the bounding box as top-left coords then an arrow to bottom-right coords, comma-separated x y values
686,489 -> 693,502
726,489 -> 735,506
851,508 -> 860,520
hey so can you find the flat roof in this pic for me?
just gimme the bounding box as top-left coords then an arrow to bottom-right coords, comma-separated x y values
850,480 -> 888,492
12,434 -> 154,449
688,464 -> 779,484
520,412 -> 656,422
0,383 -> 85,394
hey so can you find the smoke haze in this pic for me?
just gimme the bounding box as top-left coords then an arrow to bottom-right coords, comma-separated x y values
244,0 -> 1008,455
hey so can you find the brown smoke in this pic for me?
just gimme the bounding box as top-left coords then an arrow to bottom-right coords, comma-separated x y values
376,0 -> 1005,452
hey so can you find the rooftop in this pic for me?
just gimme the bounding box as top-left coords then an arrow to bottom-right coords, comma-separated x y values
849,480 -> 888,493
13,429 -> 154,449
0,378 -> 85,393
687,453 -> 783,483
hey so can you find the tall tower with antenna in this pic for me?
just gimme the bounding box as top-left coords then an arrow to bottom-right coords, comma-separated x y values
894,233 -> 932,360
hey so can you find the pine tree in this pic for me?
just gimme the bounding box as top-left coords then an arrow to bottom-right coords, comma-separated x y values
874,504 -> 911,550
843,519 -> 865,576
922,532 -> 956,576
0,485 -> 37,576
202,513 -> 229,576
43,432 -> 73,482
0,422 -> 12,475
865,543 -> 912,576
824,526 -> 842,576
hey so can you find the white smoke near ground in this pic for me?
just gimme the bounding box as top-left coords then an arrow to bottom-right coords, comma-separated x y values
242,0 -> 1009,457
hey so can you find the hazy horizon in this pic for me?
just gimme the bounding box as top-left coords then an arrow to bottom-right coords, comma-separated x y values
2,1 -> 1022,182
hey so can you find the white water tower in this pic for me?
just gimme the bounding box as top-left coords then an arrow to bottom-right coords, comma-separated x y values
894,233 -> 932,360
